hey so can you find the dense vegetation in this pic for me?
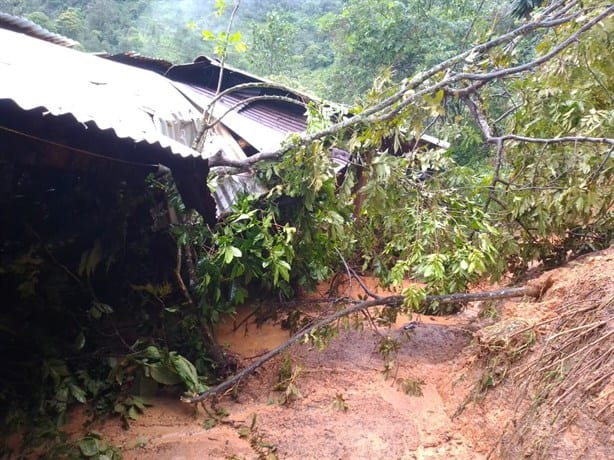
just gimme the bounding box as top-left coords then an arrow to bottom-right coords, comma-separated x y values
0,0 -> 612,457
1,0 -> 511,102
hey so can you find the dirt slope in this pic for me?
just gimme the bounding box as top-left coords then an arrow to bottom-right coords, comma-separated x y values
75,246 -> 614,459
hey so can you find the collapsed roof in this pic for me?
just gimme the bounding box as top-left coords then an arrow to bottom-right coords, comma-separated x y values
0,14 -> 450,224
0,20 -> 312,222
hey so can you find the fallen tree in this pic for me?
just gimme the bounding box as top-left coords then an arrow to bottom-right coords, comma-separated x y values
181,0 -> 613,318
183,280 -> 551,403
169,1 -> 614,404
204,1 -> 613,171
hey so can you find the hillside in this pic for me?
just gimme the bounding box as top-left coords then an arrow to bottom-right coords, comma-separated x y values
62,245 -> 613,459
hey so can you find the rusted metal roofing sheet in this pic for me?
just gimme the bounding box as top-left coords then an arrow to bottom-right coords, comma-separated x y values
173,81 -> 306,153
0,12 -> 79,47
0,28 -> 204,160
200,123 -> 267,215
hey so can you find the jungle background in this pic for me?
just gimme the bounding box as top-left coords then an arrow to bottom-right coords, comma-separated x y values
0,0 -> 612,458
1,0 -> 522,105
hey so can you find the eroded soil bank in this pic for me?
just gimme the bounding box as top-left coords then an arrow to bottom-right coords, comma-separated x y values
67,247 -> 614,459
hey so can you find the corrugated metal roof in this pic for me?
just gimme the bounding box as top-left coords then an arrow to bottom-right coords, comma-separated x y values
173,81 -> 306,153
0,12 -> 79,47
0,23 -> 450,222
186,55 -> 316,104
0,28 -> 204,160
101,52 -> 174,75
199,118 -> 267,215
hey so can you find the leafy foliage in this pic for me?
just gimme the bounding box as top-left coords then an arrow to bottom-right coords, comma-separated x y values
0,169 -> 214,455
1,0 -> 613,455
495,14 -> 614,269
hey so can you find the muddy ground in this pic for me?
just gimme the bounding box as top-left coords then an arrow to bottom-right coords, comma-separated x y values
67,247 -> 614,459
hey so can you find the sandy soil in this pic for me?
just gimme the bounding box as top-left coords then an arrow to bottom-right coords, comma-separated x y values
66,247 -> 614,460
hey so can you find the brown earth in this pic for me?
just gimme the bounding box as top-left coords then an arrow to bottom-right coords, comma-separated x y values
67,246 -> 614,459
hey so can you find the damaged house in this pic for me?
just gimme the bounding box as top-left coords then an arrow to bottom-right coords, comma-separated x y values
0,14 -> 452,414
0,13 -> 449,316
0,14 -> 311,227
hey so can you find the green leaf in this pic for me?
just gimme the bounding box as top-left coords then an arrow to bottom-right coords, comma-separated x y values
113,403 -> 126,415
223,246 -> 242,264
69,383 -> 87,403
203,418 -> 216,429
229,31 -> 242,44
148,364 -> 182,386
128,406 -> 139,421
142,346 -> 162,360
235,41 -> 248,53
214,0 -> 226,16
201,30 -> 215,41
170,354 -> 202,392
74,332 -> 86,351
78,239 -> 102,278
79,438 -> 100,457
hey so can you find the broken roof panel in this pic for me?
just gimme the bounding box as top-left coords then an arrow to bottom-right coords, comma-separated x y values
172,81 -> 305,153
0,28 -> 204,160
101,51 -> 174,75
166,57 -> 310,153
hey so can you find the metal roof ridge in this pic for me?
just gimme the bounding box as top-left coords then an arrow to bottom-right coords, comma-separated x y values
0,11 -> 80,48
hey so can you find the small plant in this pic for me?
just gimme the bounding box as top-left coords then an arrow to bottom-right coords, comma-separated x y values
131,436 -> 149,449
478,301 -> 499,320
203,406 -> 230,430
378,336 -> 401,379
113,395 -> 150,429
77,432 -> 122,459
332,393 -> 349,412
236,413 -> 278,460
397,377 -> 425,397
237,413 -> 258,439
274,355 -> 302,405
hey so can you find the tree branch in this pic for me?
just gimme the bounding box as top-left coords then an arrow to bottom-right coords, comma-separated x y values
206,2 -> 612,170
192,0 -> 242,151
493,134 -> 614,146
182,283 -> 547,403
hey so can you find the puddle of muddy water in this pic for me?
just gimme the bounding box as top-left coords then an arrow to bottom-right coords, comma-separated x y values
215,275 -> 466,358
215,306 -> 292,357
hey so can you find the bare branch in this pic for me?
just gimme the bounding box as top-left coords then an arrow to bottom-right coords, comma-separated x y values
493,134 -> 614,146
215,0 -> 240,97
589,145 -> 614,182
335,247 -> 381,300
451,5 -> 611,82
182,283 -> 547,403
192,0 -> 242,150
376,4 -> 613,123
